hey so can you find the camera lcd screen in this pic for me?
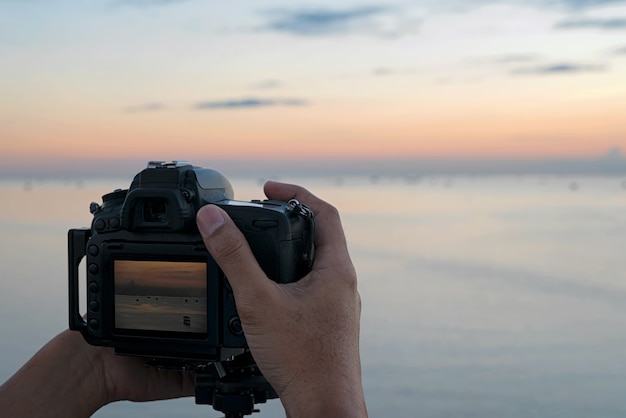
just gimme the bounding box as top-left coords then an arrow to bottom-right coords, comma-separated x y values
114,259 -> 207,335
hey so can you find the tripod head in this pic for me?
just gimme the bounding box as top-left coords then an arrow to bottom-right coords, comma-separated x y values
195,354 -> 277,417
148,352 -> 277,418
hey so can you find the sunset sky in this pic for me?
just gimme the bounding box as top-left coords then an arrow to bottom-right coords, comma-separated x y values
1,0 -> 626,175
115,259 -> 206,295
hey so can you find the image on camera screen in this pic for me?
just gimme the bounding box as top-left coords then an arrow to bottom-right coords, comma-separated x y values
114,259 -> 207,335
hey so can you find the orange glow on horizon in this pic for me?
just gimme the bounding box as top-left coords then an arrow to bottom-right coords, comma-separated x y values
2,92 -> 625,163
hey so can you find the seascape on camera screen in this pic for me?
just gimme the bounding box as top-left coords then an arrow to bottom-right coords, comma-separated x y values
1,174 -> 626,418
114,260 -> 207,333
115,295 -> 207,334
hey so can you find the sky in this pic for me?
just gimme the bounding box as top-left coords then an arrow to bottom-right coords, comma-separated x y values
115,259 -> 206,296
1,0 -> 626,176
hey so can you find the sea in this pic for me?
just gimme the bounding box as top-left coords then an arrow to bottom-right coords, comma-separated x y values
1,174 -> 626,418
115,295 -> 208,333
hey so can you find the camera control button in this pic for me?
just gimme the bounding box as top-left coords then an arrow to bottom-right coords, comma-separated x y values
88,281 -> 99,293
253,219 -> 279,229
89,300 -> 100,312
109,217 -> 120,229
88,319 -> 100,330
88,245 -> 99,256
228,316 -> 244,336
95,219 -> 106,232
88,263 -> 99,275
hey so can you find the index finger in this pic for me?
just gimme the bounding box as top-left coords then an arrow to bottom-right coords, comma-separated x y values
263,181 -> 349,258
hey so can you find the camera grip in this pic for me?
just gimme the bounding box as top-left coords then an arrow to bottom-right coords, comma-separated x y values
68,228 -> 90,331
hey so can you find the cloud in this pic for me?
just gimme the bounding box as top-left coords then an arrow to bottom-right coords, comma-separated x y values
194,98 -> 308,110
264,6 -> 387,35
372,67 -> 395,76
510,62 -> 607,75
557,0 -> 626,8
261,6 -> 418,38
614,45 -> 626,55
371,67 -> 420,76
124,102 -> 165,113
468,54 -> 542,66
603,146 -> 624,160
555,17 -> 626,30
489,54 -> 541,64
110,0 -> 190,7
123,98 -> 309,112
250,79 -> 283,90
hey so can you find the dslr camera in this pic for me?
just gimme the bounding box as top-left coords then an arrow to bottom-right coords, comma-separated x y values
68,161 -> 314,416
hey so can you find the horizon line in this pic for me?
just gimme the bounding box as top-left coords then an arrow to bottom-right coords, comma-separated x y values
1,152 -> 626,179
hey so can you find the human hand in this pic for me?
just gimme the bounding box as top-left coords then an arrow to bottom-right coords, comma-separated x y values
0,329 -> 194,418
196,181 -> 367,417
93,335 -> 195,404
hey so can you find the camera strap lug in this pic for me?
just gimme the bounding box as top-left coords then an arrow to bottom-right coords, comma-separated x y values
286,199 -> 312,219
286,199 -> 315,266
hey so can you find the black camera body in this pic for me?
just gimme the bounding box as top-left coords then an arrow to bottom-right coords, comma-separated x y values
68,161 -> 314,368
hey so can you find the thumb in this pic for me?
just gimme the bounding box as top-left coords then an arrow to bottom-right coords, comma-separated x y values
196,204 -> 271,302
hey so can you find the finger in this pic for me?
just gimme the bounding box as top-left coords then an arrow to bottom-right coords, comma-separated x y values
264,181 -> 349,260
264,182 -> 358,290
196,204 -> 273,303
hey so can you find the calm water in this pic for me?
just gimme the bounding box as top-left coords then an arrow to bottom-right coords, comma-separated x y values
1,174 -> 626,417
115,295 -> 208,333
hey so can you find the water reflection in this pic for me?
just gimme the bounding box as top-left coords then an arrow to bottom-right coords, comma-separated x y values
1,175 -> 626,417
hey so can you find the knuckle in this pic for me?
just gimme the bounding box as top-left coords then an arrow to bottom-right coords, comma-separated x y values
341,263 -> 359,290
315,202 -> 344,233
318,200 -> 340,219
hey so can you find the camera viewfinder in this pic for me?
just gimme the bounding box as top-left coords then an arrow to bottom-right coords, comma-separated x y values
142,199 -> 168,224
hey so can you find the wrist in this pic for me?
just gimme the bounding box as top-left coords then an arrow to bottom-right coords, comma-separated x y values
52,330 -> 112,414
279,374 -> 368,418
281,388 -> 368,418
0,330 -> 110,418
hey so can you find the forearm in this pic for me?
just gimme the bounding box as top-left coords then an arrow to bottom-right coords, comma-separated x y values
279,359 -> 368,418
282,384 -> 368,418
0,330 -> 109,418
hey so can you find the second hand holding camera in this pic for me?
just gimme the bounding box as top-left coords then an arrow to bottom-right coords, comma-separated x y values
68,161 -> 315,417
